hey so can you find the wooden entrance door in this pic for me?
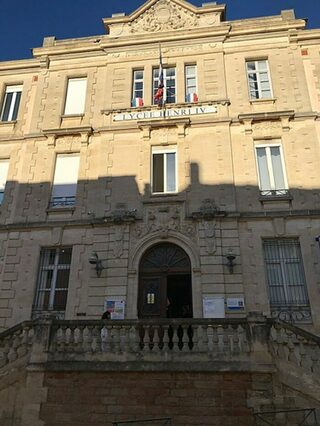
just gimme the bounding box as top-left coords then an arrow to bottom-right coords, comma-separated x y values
138,243 -> 192,319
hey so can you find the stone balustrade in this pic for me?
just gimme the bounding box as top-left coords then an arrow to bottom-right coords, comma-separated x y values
0,316 -> 319,374
270,321 -> 320,375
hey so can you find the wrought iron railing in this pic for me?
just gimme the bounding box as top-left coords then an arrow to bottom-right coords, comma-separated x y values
271,306 -> 312,324
254,408 -> 318,425
259,189 -> 291,198
49,196 -> 75,208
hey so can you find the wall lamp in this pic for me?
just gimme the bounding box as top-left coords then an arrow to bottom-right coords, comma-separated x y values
89,252 -> 107,277
316,236 -> 320,249
225,249 -> 236,274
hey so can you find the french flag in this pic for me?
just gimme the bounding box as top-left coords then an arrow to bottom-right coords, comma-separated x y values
154,50 -> 164,106
186,93 -> 198,103
131,98 -> 144,107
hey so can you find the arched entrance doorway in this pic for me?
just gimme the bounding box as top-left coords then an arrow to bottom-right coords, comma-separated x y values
138,243 -> 193,318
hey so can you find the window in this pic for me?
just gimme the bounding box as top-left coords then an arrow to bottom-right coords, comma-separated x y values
1,85 -> 22,121
0,160 -> 9,204
152,149 -> 177,193
185,65 -> 198,102
153,67 -> 176,104
33,247 -> 72,315
255,144 -> 288,196
64,77 -> 87,115
50,153 -> 80,207
263,239 -> 310,312
246,60 -> 272,99
132,70 -> 144,106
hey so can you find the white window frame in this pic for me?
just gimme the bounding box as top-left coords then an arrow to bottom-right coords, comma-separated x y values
246,60 -> 273,100
132,69 -> 144,101
254,142 -> 288,195
63,77 -> 87,115
33,247 -> 72,314
151,148 -> 178,194
185,64 -> 197,98
50,153 -> 80,207
0,84 -> 23,121
153,67 -> 176,104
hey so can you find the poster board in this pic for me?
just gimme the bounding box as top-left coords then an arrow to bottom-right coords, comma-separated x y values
226,297 -> 245,311
203,296 -> 225,319
104,299 -> 126,320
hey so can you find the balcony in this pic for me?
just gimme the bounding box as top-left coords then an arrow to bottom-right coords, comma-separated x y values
259,189 -> 292,202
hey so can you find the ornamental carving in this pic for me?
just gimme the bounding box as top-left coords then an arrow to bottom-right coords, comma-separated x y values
202,220 -> 217,255
130,0 -> 199,33
111,225 -> 126,258
192,198 -> 221,219
131,204 -> 196,242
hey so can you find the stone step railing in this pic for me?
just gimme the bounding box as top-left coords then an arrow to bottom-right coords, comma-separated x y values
0,321 -> 35,368
269,321 -> 320,376
0,316 -> 319,374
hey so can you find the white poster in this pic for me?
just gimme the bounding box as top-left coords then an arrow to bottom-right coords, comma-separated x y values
104,299 -> 126,320
203,296 -> 225,319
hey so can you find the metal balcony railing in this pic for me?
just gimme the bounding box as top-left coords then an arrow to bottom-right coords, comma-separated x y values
259,189 -> 291,198
49,196 -> 75,208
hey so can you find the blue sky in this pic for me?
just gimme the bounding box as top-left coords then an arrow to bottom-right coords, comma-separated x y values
0,0 -> 319,62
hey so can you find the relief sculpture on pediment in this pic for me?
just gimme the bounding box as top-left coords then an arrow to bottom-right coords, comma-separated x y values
130,0 -> 199,33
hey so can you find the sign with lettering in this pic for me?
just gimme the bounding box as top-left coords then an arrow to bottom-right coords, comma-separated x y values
113,105 -> 217,122
226,297 -> 245,311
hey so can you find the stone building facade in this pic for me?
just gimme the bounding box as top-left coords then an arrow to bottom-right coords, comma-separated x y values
1,0 -> 320,425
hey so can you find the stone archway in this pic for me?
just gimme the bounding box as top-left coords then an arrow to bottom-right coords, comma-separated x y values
138,242 -> 193,318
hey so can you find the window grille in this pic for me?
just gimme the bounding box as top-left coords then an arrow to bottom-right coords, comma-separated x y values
263,239 -> 310,317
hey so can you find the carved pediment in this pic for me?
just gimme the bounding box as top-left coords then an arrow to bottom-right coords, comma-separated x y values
104,0 -> 225,37
130,0 -> 198,33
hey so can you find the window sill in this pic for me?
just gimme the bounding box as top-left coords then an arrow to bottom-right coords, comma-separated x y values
143,193 -> 186,204
0,121 -> 17,133
0,120 -> 17,125
60,114 -> 86,130
60,114 -> 85,118
249,98 -> 276,105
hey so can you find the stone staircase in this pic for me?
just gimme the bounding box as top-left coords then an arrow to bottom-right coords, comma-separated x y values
0,315 -> 320,425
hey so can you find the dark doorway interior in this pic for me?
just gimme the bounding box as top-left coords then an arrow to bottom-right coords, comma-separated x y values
166,275 -> 192,318
138,243 -> 193,319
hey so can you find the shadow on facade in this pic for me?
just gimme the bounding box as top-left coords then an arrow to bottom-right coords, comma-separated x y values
0,162 -> 319,225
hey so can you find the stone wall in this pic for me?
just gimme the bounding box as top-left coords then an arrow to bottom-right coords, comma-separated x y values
41,371 -> 255,426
